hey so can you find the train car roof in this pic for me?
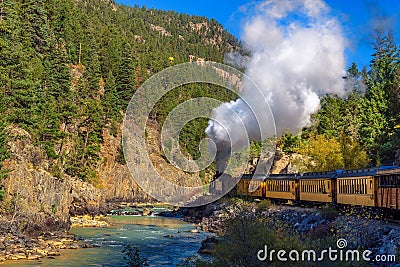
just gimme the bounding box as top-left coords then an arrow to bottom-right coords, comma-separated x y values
300,171 -> 337,179
376,166 -> 400,176
339,166 -> 400,178
240,174 -> 267,180
266,173 -> 299,180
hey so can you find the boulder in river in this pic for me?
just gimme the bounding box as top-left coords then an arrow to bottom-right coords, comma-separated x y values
141,208 -> 152,216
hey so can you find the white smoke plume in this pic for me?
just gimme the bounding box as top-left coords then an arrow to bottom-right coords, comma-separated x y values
206,0 -> 348,172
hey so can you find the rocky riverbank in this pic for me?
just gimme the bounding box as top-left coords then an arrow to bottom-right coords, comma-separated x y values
0,211 -> 113,263
0,230 -> 92,262
162,199 -> 400,259
0,202 -> 175,264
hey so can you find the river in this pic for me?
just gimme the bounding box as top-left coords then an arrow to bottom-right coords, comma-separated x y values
1,210 -> 212,266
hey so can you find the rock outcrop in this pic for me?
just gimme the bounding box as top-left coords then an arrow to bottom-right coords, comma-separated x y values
2,127 -> 73,233
1,127 -> 104,234
0,123 -> 206,234
245,149 -> 300,175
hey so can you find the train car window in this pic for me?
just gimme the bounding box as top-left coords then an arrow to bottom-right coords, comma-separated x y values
350,179 -> 353,194
356,179 -> 359,194
357,179 -> 360,194
349,180 -> 352,194
361,179 -> 364,194
343,181 -> 346,194
364,179 -> 367,194
356,179 -> 358,194
370,180 -> 372,189
354,179 -> 357,194
348,180 -> 351,194
360,179 -> 363,194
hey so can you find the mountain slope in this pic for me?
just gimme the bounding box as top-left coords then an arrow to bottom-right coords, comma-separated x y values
0,0 -> 239,232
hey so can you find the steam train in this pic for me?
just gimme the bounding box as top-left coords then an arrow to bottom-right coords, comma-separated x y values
214,166 -> 400,210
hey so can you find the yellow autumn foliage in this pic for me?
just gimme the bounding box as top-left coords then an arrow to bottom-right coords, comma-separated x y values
295,134 -> 369,172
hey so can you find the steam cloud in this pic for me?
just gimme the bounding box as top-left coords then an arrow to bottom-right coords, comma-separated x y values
206,0 -> 348,172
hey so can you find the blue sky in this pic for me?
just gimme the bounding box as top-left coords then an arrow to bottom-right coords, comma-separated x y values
116,0 -> 400,69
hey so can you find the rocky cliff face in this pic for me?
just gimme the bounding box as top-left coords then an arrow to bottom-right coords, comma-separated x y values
0,123 -> 203,233
245,149 -> 300,175
1,127 -> 103,234
96,126 -> 151,202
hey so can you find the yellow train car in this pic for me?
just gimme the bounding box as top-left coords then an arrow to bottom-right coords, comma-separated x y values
232,166 -> 400,210
336,169 -> 376,207
236,174 -> 266,198
299,172 -> 336,203
265,174 -> 298,200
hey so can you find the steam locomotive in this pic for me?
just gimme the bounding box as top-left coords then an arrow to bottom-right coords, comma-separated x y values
214,166 -> 400,210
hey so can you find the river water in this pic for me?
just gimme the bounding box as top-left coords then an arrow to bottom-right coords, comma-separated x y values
1,211 -> 211,267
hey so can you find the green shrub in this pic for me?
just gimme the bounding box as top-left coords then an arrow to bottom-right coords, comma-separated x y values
0,189 -> 5,201
256,199 -> 273,210
319,204 -> 339,221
